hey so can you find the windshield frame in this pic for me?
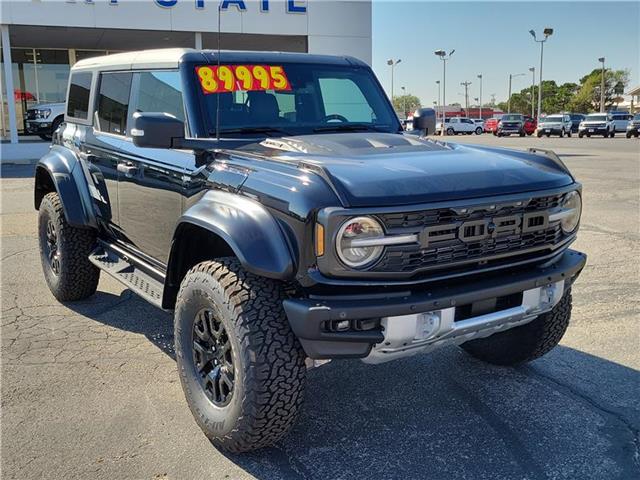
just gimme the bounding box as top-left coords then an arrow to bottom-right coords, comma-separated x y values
501,114 -> 523,121
585,115 -> 608,122
183,61 -> 403,138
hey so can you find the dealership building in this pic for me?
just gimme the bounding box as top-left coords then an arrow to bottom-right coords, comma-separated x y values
0,0 -> 372,159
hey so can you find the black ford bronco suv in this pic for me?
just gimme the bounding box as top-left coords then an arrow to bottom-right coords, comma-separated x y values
35,49 -> 586,452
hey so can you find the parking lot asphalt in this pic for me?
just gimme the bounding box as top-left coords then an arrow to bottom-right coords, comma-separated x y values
1,135 -> 639,480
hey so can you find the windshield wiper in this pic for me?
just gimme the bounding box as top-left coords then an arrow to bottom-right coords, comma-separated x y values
215,127 -> 292,137
313,123 -> 386,133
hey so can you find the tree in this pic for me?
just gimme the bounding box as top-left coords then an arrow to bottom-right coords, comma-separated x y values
569,68 -> 630,112
392,94 -> 421,116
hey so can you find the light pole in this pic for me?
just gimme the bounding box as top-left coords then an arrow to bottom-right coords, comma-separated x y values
477,74 -> 483,120
598,57 -> 606,112
460,81 -> 472,117
528,67 -> 535,118
387,58 -> 401,105
529,28 -> 553,119
507,73 -> 525,113
435,49 -> 455,136
435,80 -> 441,128
401,86 -> 406,116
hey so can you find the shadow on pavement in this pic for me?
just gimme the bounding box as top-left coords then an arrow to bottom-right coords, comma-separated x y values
66,288 -> 640,480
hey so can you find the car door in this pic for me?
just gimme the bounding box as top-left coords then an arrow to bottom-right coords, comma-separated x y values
84,71 -> 134,232
461,118 -> 474,132
116,70 -> 193,264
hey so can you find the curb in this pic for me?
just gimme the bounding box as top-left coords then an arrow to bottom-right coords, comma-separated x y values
1,158 -> 39,166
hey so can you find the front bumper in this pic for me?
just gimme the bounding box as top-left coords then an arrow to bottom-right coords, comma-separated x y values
538,126 -> 563,134
579,126 -> 608,134
284,249 -> 586,360
25,121 -> 52,134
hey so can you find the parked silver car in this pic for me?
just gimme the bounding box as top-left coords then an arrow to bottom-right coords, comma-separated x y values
537,114 -> 572,137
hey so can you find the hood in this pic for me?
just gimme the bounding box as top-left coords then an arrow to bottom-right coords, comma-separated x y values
240,133 -> 574,207
29,102 -> 64,110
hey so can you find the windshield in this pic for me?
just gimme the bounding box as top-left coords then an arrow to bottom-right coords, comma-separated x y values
195,63 -> 400,136
586,115 -> 607,122
501,114 -> 522,121
543,116 -> 563,122
634,114 -> 640,121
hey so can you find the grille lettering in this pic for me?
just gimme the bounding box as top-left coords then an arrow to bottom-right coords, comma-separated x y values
419,211 -> 549,248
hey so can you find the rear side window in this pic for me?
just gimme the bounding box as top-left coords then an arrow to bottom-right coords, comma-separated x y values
67,72 -> 92,120
132,71 -> 185,121
96,72 -> 133,135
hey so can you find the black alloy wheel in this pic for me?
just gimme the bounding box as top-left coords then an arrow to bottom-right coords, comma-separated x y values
43,219 -> 61,275
192,308 -> 235,407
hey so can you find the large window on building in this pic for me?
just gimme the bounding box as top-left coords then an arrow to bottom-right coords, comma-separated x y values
96,72 -> 132,136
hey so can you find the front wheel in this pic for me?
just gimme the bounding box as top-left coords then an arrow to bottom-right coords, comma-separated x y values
559,129 -> 564,138
627,131 -> 633,138
38,192 -> 100,301
475,127 -> 483,135
578,132 -> 584,138
610,130 -> 615,138
461,289 -> 572,366
446,127 -> 454,136
174,258 -> 307,453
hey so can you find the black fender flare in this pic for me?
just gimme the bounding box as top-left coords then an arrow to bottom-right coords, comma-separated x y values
165,190 -> 295,300
34,146 -> 97,229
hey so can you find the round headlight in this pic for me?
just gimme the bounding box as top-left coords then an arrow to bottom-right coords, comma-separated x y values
560,191 -> 582,233
336,216 -> 384,268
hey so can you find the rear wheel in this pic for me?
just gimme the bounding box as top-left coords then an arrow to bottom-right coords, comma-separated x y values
38,192 -> 100,301
461,290 -> 572,366
567,129 -> 572,138
610,130 -> 615,138
174,258 -> 306,453
578,132 -> 584,138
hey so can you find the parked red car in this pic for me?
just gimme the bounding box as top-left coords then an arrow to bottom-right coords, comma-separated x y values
484,117 -> 500,133
524,116 -> 537,135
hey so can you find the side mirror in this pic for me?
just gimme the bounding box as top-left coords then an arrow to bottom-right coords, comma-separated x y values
131,112 -> 185,149
412,108 -> 436,136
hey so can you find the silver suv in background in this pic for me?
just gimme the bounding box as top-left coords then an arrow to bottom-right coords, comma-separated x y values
25,102 -> 66,141
610,112 -> 632,132
626,114 -> 640,138
578,113 -> 615,138
537,114 -> 572,137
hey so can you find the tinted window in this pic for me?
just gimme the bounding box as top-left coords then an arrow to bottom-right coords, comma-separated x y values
96,72 -> 132,135
132,71 -> 184,122
318,77 -> 374,123
197,64 -> 398,136
67,72 -> 92,119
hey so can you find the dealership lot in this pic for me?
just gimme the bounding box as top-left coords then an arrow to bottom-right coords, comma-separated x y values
1,136 -> 638,480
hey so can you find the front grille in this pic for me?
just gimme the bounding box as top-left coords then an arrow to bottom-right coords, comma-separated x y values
379,194 -> 562,230
373,193 -> 567,275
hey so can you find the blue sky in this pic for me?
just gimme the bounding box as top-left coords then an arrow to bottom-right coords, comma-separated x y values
372,1 -> 640,106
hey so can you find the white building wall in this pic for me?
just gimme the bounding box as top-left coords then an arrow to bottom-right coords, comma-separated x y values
0,0 -> 372,63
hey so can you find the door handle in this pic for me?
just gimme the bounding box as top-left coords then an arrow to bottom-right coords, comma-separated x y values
117,162 -> 138,178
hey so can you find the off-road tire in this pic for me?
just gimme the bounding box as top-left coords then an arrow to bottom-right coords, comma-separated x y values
461,289 -> 572,366
38,192 -> 100,301
174,258 -> 307,453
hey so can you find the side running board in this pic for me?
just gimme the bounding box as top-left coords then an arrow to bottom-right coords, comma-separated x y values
89,242 -> 165,309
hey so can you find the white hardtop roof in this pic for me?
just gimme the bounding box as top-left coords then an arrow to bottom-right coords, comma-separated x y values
72,48 -> 194,71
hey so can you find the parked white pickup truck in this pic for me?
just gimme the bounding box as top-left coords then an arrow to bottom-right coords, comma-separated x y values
25,102 -> 65,140
436,117 -> 483,135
